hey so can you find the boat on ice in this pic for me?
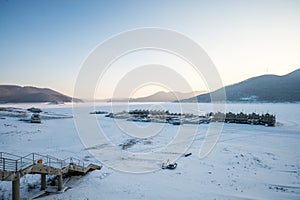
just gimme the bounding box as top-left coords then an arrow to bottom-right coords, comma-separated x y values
31,113 -> 41,123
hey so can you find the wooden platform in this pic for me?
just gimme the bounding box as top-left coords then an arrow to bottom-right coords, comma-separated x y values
0,152 -> 101,200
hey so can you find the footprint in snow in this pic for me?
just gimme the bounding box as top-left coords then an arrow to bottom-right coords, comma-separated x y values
98,172 -> 111,179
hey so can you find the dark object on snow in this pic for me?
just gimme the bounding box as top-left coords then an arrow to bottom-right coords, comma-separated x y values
27,107 -> 42,113
166,163 -> 177,169
162,160 -> 178,170
210,111 -> 276,126
31,114 -> 41,123
172,121 -> 181,125
105,113 -> 114,118
90,111 -> 108,115
167,118 -> 181,125
184,153 -> 192,157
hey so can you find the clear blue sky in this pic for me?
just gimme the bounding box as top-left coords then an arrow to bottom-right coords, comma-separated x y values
1,0 -> 300,98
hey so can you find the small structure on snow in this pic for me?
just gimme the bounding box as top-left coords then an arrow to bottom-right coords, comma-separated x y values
27,107 -> 42,113
162,160 -> 178,170
30,113 -> 41,123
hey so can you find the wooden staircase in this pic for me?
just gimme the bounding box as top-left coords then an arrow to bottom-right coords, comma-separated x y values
0,152 -> 101,200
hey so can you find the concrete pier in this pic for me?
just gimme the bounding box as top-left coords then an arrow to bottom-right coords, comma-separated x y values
41,174 -> 46,190
12,173 -> 20,200
57,174 -> 63,191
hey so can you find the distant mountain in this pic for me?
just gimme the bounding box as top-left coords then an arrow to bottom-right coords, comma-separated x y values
130,91 -> 205,102
107,91 -> 206,102
183,69 -> 300,103
0,85 -> 82,103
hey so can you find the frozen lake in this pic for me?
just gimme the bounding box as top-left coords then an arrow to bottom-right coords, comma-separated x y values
0,102 -> 300,199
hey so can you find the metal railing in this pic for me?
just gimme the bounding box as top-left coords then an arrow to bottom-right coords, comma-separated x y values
0,152 -> 32,171
0,152 -> 86,172
63,157 -> 85,169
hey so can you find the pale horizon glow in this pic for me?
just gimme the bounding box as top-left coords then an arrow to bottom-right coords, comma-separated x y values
95,49 -> 207,99
0,0 -> 299,98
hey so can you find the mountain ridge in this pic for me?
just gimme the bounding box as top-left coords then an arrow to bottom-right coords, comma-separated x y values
182,69 -> 300,102
129,91 -> 205,102
105,91 -> 205,102
0,85 -> 82,103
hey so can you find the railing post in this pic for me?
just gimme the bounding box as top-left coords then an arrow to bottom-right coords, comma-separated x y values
15,160 -> 18,171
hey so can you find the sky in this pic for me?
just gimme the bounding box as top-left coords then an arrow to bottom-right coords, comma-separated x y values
0,0 -> 300,99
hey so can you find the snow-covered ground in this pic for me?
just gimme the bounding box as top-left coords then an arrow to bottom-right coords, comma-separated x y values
1,102 -> 300,199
